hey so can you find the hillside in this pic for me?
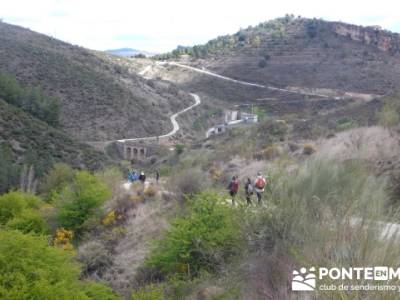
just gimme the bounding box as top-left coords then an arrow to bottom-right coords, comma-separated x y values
160,16 -> 400,95
0,98 -> 109,175
0,22 -> 192,141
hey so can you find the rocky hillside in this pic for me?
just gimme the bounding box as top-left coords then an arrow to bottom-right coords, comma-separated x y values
161,16 -> 400,95
0,22 -> 192,141
0,98 -> 110,174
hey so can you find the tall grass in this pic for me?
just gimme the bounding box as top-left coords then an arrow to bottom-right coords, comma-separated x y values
247,158 -> 400,299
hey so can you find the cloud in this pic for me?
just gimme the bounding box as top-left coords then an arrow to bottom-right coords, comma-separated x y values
1,0 -> 400,52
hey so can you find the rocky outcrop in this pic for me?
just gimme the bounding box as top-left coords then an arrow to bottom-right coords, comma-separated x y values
332,22 -> 400,54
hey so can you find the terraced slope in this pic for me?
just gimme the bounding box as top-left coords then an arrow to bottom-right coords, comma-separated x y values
163,17 -> 400,95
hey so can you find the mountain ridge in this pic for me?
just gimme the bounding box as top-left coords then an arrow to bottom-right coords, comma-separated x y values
106,48 -> 156,57
0,21 -> 192,141
157,16 -> 400,95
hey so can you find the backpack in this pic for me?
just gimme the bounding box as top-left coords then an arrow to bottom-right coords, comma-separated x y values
246,183 -> 253,194
255,177 -> 266,189
230,180 -> 239,193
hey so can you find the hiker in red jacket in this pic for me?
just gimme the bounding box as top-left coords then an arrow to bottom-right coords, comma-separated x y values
228,175 -> 239,205
254,172 -> 266,205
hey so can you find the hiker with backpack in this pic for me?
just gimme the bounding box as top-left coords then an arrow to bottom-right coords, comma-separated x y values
138,171 -> 146,184
128,170 -> 139,182
228,175 -> 239,205
244,177 -> 254,205
155,170 -> 160,183
254,172 -> 267,205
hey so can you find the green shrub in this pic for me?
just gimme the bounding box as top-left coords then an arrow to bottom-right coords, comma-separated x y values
131,284 -> 164,300
0,72 -> 61,126
379,106 -> 400,127
0,229 -> 118,299
253,106 -> 267,122
0,143 -> 20,193
159,165 -> 172,177
0,191 -> 42,225
95,167 -> 123,193
82,281 -> 120,300
6,209 -> 48,234
175,144 -> 185,155
40,163 -> 75,202
56,171 -> 111,235
144,191 -> 241,279
378,93 -> 400,127
336,117 -> 358,131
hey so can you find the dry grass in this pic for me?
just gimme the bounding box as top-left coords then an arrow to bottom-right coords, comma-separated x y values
254,145 -> 281,160
315,126 -> 400,162
101,201 -> 172,297
143,185 -> 157,198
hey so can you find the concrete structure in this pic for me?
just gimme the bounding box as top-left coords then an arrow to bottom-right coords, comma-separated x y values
206,110 -> 259,138
206,124 -> 227,138
224,110 -> 239,123
116,141 -> 155,161
240,112 -> 258,123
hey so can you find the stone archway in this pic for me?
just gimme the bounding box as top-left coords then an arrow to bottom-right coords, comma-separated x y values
126,147 -> 132,159
121,143 -> 150,160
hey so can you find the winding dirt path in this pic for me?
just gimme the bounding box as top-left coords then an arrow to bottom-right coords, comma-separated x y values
87,93 -> 200,147
156,61 -> 380,100
117,93 -> 200,143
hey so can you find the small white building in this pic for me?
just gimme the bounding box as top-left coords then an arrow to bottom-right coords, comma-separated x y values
224,110 -> 239,123
240,112 -> 258,124
206,109 -> 259,138
206,124 -> 227,138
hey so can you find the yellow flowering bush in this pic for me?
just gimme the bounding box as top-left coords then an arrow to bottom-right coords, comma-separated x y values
102,210 -> 117,226
54,228 -> 74,251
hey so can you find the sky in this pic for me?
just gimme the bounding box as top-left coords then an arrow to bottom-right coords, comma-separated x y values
2,0 -> 400,53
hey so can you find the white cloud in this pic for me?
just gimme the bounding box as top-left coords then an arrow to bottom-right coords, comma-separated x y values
2,0 -> 400,52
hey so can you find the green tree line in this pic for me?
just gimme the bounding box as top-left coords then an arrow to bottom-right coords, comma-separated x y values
154,15 -> 298,60
0,73 -> 60,126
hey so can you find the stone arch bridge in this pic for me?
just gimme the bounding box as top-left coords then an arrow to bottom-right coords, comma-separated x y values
118,141 -> 151,160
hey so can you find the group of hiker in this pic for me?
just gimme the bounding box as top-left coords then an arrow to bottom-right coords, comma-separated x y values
127,168 -> 266,206
228,172 -> 267,205
127,170 -> 160,184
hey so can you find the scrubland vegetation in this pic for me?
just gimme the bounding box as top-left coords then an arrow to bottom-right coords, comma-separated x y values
3,14 -> 400,300
2,90 -> 400,299
126,158 -> 400,299
0,72 -> 60,126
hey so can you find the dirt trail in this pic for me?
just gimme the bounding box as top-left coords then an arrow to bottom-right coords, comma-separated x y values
154,61 -> 381,100
87,93 -> 200,147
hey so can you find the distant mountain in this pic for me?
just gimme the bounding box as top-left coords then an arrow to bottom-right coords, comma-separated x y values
106,48 -> 156,57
